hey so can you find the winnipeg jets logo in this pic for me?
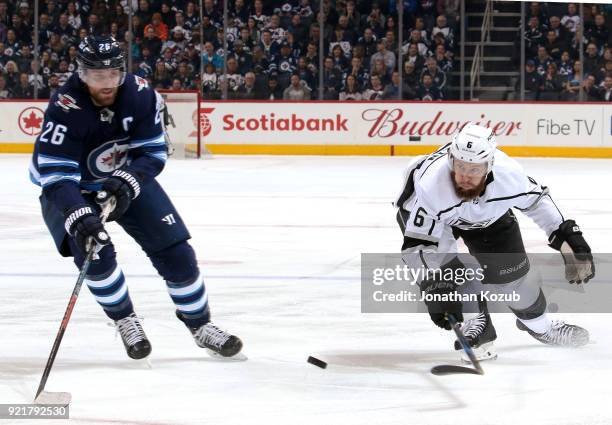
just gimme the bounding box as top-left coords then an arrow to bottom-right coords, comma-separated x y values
87,138 -> 130,178
451,217 -> 492,230
55,94 -> 81,112
162,214 -> 176,225
135,75 -> 149,92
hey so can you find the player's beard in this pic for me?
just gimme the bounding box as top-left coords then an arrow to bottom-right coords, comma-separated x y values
450,171 -> 487,200
88,87 -> 119,106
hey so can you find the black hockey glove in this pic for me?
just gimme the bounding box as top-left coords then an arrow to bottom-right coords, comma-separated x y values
420,278 -> 463,331
548,220 -> 595,284
97,169 -> 142,222
64,204 -> 110,256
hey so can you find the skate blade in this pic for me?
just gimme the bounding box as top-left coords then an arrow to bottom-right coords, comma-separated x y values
205,349 -> 248,362
461,342 -> 497,363
34,391 -> 71,406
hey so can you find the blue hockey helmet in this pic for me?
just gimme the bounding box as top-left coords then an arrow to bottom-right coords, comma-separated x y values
77,35 -> 126,88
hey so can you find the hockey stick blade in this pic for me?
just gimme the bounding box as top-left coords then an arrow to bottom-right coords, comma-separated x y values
34,391 -> 71,406
431,365 -> 483,376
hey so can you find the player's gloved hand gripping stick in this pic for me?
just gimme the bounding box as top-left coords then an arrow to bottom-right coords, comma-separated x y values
548,220 -> 595,284
35,193 -> 116,405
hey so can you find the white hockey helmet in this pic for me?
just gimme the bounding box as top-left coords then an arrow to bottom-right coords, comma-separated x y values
448,123 -> 497,174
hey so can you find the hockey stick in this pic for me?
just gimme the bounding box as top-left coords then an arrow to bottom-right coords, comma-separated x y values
34,195 -> 115,405
430,314 -> 484,376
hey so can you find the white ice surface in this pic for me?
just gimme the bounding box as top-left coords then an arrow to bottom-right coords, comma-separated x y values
0,154 -> 611,425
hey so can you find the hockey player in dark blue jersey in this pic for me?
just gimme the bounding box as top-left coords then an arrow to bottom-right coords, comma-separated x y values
30,35 -> 243,360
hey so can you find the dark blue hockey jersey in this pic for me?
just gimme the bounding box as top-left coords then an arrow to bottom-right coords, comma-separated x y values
29,73 -> 167,212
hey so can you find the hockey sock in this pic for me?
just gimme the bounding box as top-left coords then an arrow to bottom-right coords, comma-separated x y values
166,272 -> 210,328
511,289 -> 551,333
85,264 -> 134,321
517,314 -> 552,334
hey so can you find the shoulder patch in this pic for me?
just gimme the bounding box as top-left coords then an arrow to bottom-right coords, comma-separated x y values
55,94 -> 81,112
134,75 -> 149,92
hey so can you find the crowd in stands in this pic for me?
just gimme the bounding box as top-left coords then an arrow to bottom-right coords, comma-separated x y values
2,0 -> 612,102
0,0 -> 460,100
515,2 -> 612,101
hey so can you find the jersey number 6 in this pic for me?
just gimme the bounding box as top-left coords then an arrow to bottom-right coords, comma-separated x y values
39,122 -> 68,145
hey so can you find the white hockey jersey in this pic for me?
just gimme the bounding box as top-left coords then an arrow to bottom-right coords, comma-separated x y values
395,144 -> 564,267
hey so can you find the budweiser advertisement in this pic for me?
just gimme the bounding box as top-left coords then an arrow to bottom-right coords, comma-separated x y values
201,101 -> 612,147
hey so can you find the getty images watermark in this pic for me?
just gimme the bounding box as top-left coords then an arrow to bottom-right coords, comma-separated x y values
361,253 -> 611,314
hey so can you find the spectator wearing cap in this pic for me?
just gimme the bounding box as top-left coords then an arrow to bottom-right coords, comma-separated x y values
263,73 -> 284,100
233,40 -> 253,75
145,13 -> 169,42
202,41 -> 224,70
269,40 -> 297,89
416,73 -> 443,101
163,26 -> 189,53
370,39 -> 395,73
283,73 -> 311,100
517,59 -> 542,100
260,29 -> 280,60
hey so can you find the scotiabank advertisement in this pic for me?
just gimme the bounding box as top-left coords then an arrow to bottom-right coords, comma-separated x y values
202,102 -> 612,147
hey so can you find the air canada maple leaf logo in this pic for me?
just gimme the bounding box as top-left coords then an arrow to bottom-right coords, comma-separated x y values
18,107 -> 45,136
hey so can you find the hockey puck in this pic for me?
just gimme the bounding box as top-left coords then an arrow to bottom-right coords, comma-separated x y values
307,356 -> 327,369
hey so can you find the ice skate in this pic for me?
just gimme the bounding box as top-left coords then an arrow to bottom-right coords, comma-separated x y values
454,312 -> 498,362
114,313 -> 152,360
516,319 -> 589,347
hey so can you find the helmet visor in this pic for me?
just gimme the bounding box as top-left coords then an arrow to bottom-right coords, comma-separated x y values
452,158 -> 488,177
80,67 -> 126,89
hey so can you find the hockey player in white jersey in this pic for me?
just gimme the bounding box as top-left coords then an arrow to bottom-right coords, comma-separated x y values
395,123 -> 594,361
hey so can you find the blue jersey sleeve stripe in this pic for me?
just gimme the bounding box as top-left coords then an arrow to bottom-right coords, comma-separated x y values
39,165 -> 81,175
40,175 -> 81,187
144,151 -> 168,162
38,154 -> 79,167
129,133 -> 165,149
